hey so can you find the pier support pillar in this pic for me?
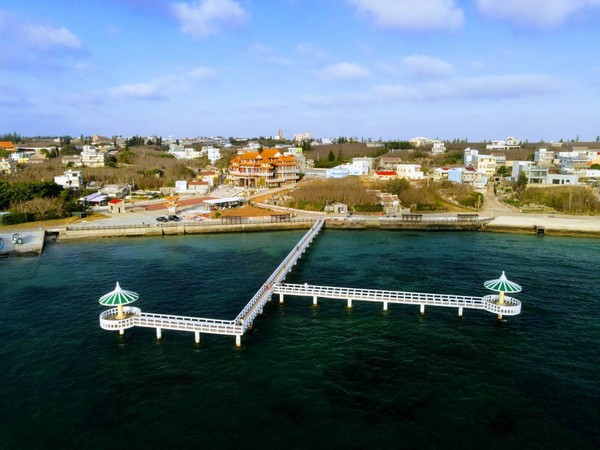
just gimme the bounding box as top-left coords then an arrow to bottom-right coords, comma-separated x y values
383,301 -> 388,311
347,298 -> 353,309
259,307 -> 263,315
156,327 -> 162,339
458,307 -> 463,317
419,304 -> 425,315
279,293 -> 284,304
119,329 -> 124,336
313,296 -> 318,306
195,331 -> 200,344
235,335 -> 241,347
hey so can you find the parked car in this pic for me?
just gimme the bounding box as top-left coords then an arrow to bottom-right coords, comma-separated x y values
168,215 -> 181,222
156,216 -> 168,222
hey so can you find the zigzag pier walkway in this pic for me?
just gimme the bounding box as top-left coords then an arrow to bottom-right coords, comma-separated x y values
100,219 -> 325,346
99,218 -> 522,347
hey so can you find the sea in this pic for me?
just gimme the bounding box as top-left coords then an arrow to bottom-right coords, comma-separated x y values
0,229 -> 599,449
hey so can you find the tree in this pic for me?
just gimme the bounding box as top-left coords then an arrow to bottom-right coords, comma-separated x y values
327,150 -> 335,161
517,172 -> 528,190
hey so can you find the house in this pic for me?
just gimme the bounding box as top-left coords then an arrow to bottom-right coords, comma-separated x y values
326,167 -> 350,179
432,167 -> 450,181
395,164 -> 424,180
474,155 -> 497,177
409,137 -> 436,147
379,154 -> 403,170
61,155 -> 83,167
534,148 -> 555,166
81,145 -> 107,168
486,137 -> 520,151
463,148 -> 478,165
203,146 -> 221,164
374,171 -> 397,180
54,170 -> 83,189
431,141 -> 446,154
325,202 -> 348,214
376,193 -> 409,216
0,157 -> 15,175
107,198 -> 125,214
352,157 -> 375,172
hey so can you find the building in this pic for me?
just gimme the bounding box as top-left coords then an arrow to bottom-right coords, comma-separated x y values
534,148 -> 555,166
523,166 -> 549,184
431,141 -> 446,154
203,146 -> 221,164
373,171 -> 397,180
409,137 -> 436,147
54,170 -> 83,189
379,154 -> 403,170
474,155 -> 497,177
486,137 -> 520,151
228,148 -> 299,188
511,161 -> 534,181
395,164 -> 424,180
293,132 -> 311,143
0,157 -> 16,175
107,199 -> 125,214
81,145 -> 107,168
0,141 -> 16,154
463,148 -> 478,166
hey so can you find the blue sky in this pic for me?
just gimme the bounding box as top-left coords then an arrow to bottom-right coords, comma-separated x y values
1,0 -> 599,141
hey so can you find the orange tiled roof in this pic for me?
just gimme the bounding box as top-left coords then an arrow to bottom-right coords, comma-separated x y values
260,148 -> 281,159
0,141 -> 16,150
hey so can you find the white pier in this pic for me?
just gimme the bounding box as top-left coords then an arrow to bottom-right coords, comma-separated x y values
100,219 -> 325,346
99,218 -> 522,347
272,284 -> 521,317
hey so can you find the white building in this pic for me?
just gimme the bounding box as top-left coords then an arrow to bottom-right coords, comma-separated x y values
431,141 -> 446,154
170,147 -> 203,160
0,157 -> 15,175
511,161 -> 534,180
463,148 -> 479,166
54,170 -> 83,189
395,164 -> 424,180
81,145 -> 107,168
352,157 -> 375,172
203,146 -> 221,164
293,132 -> 311,143
486,137 -> 520,151
534,148 -> 555,166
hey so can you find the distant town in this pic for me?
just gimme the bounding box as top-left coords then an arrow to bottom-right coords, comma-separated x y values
1,130 -> 600,227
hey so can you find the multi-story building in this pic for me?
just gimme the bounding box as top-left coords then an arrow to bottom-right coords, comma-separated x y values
474,155 -> 497,177
81,145 -> 107,167
534,148 -> 555,166
486,137 -> 520,151
228,148 -> 299,188
0,157 -> 15,175
54,170 -> 84,189
395,164 -> 424,180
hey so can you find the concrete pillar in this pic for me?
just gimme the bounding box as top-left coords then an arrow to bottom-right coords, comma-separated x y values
119,329 -> 124,336
313,296 -> 318,306
259,307 -> 263,315
419,304 -> 425,315
458,307 -> 463,317
383,301 -> 388,311
194,331 -> 200,344
279,293 -> 284,304
235,335 -> 241,347
347,298 -> 353,308
156,327 -> 162,339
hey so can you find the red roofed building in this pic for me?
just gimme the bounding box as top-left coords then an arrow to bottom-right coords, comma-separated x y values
228,148 -> 299,188
374,171 -> 397,180
108,198 -> 125,214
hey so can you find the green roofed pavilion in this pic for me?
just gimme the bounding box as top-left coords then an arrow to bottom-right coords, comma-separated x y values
99,282 -> 139,319
484,271 -> 522,314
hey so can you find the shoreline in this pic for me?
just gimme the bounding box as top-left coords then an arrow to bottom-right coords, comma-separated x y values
2,213 -> 600,257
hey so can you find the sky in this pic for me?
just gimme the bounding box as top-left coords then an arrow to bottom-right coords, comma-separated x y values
1,0 -> 599,141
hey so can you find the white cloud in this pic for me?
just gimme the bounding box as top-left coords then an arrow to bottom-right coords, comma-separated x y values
251,43 -> 292,67
107,67 -> 217,100
476,0 -> 600,27
23,24 -> 82,50
402,55 -> 454,79
347,0 -> 464,31
316,63 -> 370,81
171,0 -> 248,39
379,74 -> 564,101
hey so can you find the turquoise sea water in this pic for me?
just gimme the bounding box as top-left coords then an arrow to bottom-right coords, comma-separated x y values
1,230 -> 599,449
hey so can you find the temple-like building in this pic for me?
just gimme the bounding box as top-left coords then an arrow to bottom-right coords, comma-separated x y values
228,148 -> 299,188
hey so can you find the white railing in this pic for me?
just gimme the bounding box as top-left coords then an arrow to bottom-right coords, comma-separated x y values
273,283 -> 485,309
99,306 -> 141,330
136,312 -> 242,335
482,295 -> 521,315
235,219 -> 325,331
